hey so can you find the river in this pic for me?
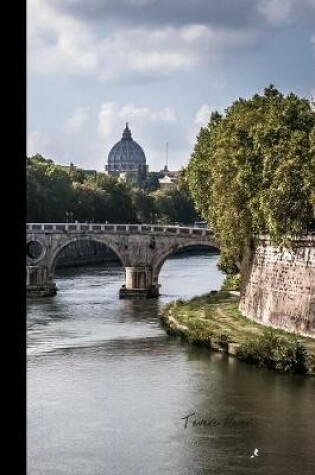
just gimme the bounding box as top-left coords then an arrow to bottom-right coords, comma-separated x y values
27,253 -> 315,475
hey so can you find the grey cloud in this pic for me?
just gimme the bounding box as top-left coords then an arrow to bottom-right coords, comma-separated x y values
48,0 -> 264,28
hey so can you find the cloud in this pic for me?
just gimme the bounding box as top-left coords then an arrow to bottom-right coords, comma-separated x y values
31,0 -> 315,84
27,126 -> 103,169
28,0 -> 259,82
188,103 -> 223,147
194,104 -> 212,126
47,0 -> 315,28
64,107 -> 89,134
27,130 -> 51,157
34,23 -> 258,81
257,0 -> 315,25
28,0 -> 98,76
118,104 -> 176,123
98,103 -> 118,140
257,0 -> 293,25
28,0 -> 315,82
98,102 -> 176,140
46,0 -> 261,28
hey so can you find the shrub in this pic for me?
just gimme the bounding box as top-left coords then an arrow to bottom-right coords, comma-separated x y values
237,329 -> 309,374
221,274 -> 241,291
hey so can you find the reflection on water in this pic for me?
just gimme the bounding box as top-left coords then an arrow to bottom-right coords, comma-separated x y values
27,253 -> 315,475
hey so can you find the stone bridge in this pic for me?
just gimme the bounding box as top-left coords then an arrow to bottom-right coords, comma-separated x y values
26,223 -> 218,298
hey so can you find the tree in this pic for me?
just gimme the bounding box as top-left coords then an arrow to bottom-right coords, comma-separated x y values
27,156 -> 74,222
131,189 -> 157,223
152,188 -> 200,224
186,85 -> 315,273
142,172 -> 160,192
72,183 -> 97,222
68,163 -> 86,184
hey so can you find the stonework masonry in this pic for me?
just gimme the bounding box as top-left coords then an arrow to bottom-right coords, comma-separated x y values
26,223 -> 216,298
239,236 -> 315,338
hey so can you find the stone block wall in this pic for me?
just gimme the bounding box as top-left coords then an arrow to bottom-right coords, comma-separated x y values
239,237 -> 315,337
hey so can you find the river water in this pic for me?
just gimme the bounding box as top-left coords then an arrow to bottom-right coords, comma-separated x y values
27,253 -> 315,475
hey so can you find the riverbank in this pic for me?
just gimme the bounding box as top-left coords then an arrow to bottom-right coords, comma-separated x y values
160,291 -> 315,375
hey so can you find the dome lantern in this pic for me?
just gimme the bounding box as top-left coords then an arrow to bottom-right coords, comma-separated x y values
122,122 -> 132,139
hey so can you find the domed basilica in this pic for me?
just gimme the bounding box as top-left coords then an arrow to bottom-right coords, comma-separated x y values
105,123 -> 148,179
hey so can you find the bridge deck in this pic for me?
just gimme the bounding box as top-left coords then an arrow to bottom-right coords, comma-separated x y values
27,223 -> 213,237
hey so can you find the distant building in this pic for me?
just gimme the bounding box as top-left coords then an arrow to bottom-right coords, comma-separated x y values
84,169 -> 97,179
61,163 -> 97,181
158,165 -> 178,190
105,123 -> 148,180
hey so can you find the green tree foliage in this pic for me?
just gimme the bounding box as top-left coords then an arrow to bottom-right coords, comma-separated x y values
27,155 -> 74,222
186,86 -> 315,273
152,188 -> 200,224
27,156 -> 137,223
176,167 -> 191,195
309,126 -> 315,211
68,163 -> 86,184
131,189 -> 157,223
142,172 -> 161,192
27,156 -> 200,224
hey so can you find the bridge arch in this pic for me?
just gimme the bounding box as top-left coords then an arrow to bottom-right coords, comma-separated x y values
48,235 -> 125,277
152,240 -> 219,287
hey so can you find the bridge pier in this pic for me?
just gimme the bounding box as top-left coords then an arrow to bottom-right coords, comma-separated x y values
26,266 -> 57,297
119,266 -> 160,299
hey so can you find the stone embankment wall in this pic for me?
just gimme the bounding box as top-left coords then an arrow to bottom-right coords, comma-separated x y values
239,236 -> 315,338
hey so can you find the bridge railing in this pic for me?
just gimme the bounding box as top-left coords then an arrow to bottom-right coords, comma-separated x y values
26,223 -> 214,237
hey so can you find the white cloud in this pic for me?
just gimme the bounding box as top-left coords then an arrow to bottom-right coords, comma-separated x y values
64,107 -> 89,134
97,102 -> 176,141
28,0 -> 98,76
118,104 -> 176,123
257,0 -> 293,25
27,130 -> 50,157
257,0 -> 315,25
28,0 -> 258,81
194,104 -> 212,126
27,126 -> 103,169
97,103 -> 119,140
189,103 -> 222,148
104,25 -> 258,80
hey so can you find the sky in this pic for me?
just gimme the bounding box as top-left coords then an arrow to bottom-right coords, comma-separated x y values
27,0 -> 315,172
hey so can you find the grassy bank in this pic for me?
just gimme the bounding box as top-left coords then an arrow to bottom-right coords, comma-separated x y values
160,291 -> 315,375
